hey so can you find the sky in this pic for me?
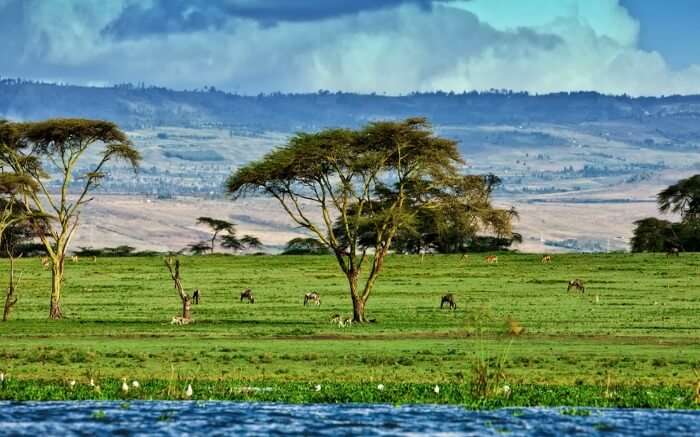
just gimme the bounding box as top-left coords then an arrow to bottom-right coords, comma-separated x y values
1,0 -> 699,96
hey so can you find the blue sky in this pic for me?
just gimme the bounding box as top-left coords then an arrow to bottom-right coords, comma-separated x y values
1,0 -> 699,95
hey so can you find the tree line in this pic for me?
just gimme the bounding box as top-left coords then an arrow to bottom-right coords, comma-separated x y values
0,117 -> 515,323
631,175 -> 700,252
0,119 -> 140,319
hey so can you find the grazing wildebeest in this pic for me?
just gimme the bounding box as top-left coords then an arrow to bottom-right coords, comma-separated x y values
485,255 -> 498,264
541,255 -> 552,264
240,288 -> 255,303
440,293 -> 457,310
666,247 -> 680,256
192,289 -> 201,304
304,291 -> 321,306
567,279 -> 585,293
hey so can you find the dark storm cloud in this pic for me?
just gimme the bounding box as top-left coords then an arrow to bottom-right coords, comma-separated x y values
102,0 -> 446,39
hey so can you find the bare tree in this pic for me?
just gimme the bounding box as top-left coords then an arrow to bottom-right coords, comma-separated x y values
164,257 -> 192,321
3,252 -> 22,321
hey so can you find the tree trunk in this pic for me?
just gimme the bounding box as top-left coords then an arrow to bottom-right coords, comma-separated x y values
2,286 -> 16,322
346,270 -> 368,323
3,255 -> 18,321
182,296 -> 192,320
49,258 -> 64,320
351,294 -> 367,323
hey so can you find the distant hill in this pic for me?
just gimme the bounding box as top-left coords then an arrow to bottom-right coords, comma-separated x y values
2,78 -> 700,134
2,78 -> 698,252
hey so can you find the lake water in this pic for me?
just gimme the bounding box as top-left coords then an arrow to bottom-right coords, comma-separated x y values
1,401 -> 698,436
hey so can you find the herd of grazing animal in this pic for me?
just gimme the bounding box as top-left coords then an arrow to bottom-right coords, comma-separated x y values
49,249 -> 683,323
183,252 -> 598,323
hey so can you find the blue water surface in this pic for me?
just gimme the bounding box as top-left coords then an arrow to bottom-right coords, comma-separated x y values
1,401 -> 698,436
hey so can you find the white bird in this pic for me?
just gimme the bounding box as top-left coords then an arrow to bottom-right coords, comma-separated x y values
433,385 -> 440,394
377,384 -> 385,391
0,372 -> 4,382
132,380 -> 140,389
121,378 -> 129,394
502,385 -> 511,396
185,384 -> 193,398
89,378 -> 95,387
314,384 -> 322,392
69,380 -> 76,388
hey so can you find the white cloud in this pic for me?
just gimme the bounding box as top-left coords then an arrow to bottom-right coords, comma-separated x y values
1,0 -> 699,96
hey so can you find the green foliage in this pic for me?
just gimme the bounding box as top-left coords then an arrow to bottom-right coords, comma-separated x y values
196,217 -> 235,234
657,174 -> 700,222
74,246 -> 147,257
631,218 -> 675,252
187,241 -> 211,255
0,379 -> 696,408
632,174 -> 700,252
282,237 -> 328,255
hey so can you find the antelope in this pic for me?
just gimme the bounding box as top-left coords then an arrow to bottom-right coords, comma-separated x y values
330,313 -> 352,327
440,293 -> 457,310
192,289 -> 201,304
171,316 -> 193,325
541,255 -> 552,264
304,291 -> 321,306
666,247 -> 680,257
71,255 -> 79,263
567,279 -> 585,293
240,288 -> 255,304
485,255 -> 498,264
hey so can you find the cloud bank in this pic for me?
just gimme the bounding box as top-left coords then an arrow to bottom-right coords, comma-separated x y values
0,0 -> 699,95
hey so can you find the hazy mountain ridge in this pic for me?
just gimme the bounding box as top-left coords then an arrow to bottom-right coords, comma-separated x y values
2,79 -> 700,132
2,79 -> 699,252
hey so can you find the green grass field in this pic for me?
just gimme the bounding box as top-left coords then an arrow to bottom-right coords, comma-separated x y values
1,253 -> 699,404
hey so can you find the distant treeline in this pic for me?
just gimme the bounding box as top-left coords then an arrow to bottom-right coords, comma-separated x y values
3,77 -> 700,131
631,175 -> 700,253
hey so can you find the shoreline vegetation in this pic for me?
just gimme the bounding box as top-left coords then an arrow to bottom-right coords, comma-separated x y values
1,253 -> 699,408
0,380 -> 697,409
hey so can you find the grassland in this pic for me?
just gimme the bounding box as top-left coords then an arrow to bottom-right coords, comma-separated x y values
1,253 -> 699,405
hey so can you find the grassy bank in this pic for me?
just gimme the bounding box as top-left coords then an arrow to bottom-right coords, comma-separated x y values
0,379 -> 697,409
1,253 -> 699,405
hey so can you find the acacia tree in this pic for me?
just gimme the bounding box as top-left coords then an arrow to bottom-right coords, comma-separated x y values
657,175 -> 700,222
0,181 -> 36,322
228,118 -> 479,322
0,119 -> 141,319
196,217 -> 235,253
282,237 -> 328,255
632,174 -> 700,252
0,122 -> 43,321
221,232 -> 263,253
342,174 -> 518,254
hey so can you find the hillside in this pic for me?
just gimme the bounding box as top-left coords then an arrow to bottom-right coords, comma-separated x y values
3,79 -> 700,133
1,79 -> 698,252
